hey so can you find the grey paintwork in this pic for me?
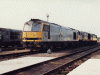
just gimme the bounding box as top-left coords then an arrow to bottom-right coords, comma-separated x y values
0,28 -> 22,42
42,23 -> 79,42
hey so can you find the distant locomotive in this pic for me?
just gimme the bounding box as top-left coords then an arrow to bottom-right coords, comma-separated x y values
22,19 -> 97,52
0,28 -> 22,51
97,37 -> 100,42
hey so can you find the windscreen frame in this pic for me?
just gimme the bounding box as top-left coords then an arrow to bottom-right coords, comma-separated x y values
23,21 -> 33,32
32,22 -> 42,32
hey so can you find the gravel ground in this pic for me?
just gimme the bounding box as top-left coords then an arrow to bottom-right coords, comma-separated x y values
26,46 -> 89,57
29,50 -> 73,57
90,50 -> 100,59
0,44 -> 99,75
0,45 -> 98,61
0,48 -> 71,61
49,45 -> 100,75
0,49 -> 30,55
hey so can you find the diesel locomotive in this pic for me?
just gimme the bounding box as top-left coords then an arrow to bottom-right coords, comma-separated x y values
97,37 -> 100,42
22,19 -> 97,52
0,28 -> 22,52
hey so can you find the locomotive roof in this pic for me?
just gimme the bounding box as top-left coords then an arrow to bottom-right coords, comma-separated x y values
30,19 -> 76,30
30,19 -> 82,31
30,19 -> 61,26
0,27 -> 22,32
30,19 -> 97,34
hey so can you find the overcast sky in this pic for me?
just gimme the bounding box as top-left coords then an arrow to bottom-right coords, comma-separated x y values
0,0 -> 100,37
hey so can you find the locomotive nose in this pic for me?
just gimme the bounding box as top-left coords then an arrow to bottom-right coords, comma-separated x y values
26,32 -> 36,37
22,32 -> 42,42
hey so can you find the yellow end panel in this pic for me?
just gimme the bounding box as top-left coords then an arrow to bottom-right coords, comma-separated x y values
23,32 -> 27,38
23,31 -> 43,42
78,35 -> 80,40
26,32 -> 42,38
93,38 -> 97,41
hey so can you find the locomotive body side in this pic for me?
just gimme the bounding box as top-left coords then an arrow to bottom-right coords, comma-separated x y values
22,19 -> 80,52
42,23 -> 79,48
22,19 -> 97,52
0,28 -> 22,48
91,34 -> 97,44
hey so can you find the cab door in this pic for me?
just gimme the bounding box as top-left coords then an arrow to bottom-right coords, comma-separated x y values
43,24 -> 50,39
73,32 -> 76,40
48,25 -> 50,39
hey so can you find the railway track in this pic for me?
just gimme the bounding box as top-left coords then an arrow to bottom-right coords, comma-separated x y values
2,44 -> 100,75
0,44 -> 99,61
0,46 -> 24,51
0,49 -> 38,61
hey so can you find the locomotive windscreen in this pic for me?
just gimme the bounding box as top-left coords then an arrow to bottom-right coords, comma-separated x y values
23,21 -> 42,32
32,23 -> 41,31
24,24 -> 32,31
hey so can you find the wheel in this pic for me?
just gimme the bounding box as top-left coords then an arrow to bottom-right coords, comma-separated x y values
41,44 -> 48,53
30,43 -> 33,52
23,44 -> 26,48
12,45 -> 15,47
30,45 -> 33,52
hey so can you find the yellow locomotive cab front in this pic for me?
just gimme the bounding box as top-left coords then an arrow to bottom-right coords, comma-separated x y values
23,31 -> 43,42
22,20 -> 43,48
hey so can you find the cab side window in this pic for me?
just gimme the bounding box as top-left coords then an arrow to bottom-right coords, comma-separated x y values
73,32 -> 76,40
43,25 -> 49,32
